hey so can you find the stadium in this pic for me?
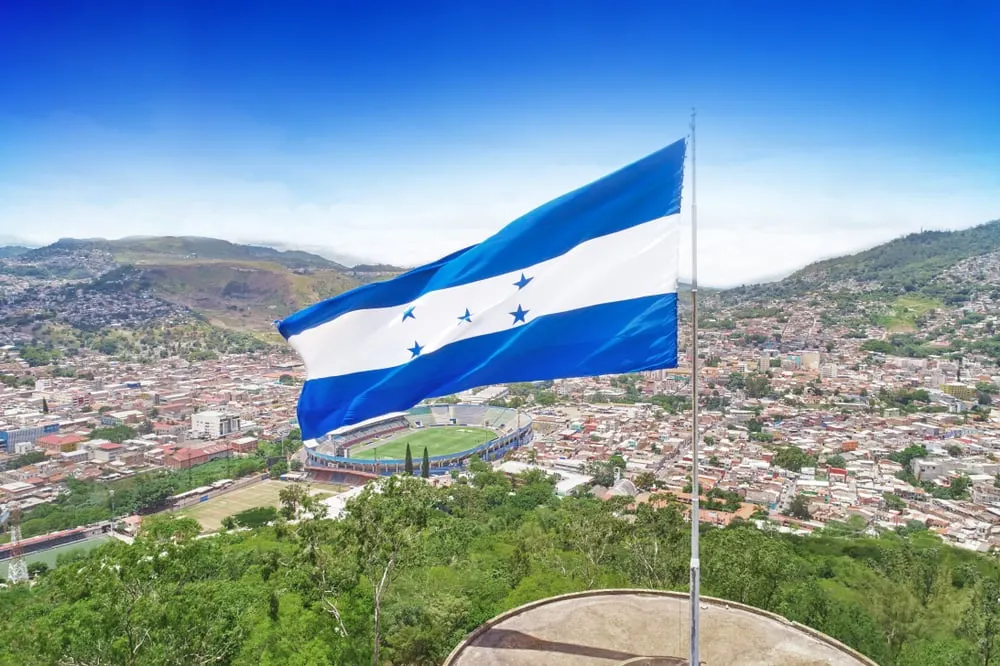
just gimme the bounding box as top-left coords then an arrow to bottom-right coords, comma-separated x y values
305,404 -> 532,483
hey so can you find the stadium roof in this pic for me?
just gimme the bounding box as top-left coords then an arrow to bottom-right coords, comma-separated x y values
328,411 -> 409,436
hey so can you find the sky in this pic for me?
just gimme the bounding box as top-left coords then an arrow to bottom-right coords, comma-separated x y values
1,1 -> 999,286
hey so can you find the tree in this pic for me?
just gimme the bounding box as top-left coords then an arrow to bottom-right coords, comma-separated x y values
634,471 -> 657,491
947,444 -> 963,457
343,476 -> 433,666
826,454 -> 847,469
962,576 -> 1000,666
787,493 -> 812,520
883,492 -> 907,511
948,475 -> 972,499
231,505 -> 279,528
420,446 -> 430,478
291,459 -> 304,472
745,372 -> 772,399
41,398 -> 48,414
27,561 -> 49,578
89,425 -> 138,443
586,460 -> 618,487
727,371 -> 746,391
140,514 -> 201,542
404,443 -> 414,475
270,459 -> 289,478
279,483 -> 309,520
773,447 -> 817,473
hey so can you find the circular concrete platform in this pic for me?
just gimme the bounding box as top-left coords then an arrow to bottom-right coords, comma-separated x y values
444,590 -> 877,666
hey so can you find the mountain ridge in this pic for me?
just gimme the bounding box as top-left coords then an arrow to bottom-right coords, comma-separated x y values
23,236 -> 348,271
723,218 -> 1000,304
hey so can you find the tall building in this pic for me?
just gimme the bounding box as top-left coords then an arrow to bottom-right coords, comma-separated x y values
190,411 -> 241,439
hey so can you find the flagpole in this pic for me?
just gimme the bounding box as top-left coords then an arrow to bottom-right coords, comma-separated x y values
688,107 -> 701,666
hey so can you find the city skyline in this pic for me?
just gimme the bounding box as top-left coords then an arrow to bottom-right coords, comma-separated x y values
2,1 -> 999,285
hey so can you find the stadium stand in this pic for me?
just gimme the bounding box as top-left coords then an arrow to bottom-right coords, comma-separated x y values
305,405 -> 533,479
330,413 -> 409,450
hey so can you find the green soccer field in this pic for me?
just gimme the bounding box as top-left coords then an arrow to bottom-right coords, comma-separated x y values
180,480 -> 345,532
349,427 -> 497,461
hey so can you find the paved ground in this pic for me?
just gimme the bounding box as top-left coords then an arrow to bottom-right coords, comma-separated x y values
349,426 -> 495,460
445,590 -> 875,666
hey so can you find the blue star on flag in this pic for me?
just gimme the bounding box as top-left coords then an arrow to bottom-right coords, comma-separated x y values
509,304 -> 529,325
458,308 -> 472,323
513,273 -> 533,290
408,340 -> 424,358
402,306 -> 416,321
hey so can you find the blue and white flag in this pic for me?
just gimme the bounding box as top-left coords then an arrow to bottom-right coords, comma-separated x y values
279,139 -> 686,439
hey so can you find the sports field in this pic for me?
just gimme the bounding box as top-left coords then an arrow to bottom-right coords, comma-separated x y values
350,426 -> 496,460
181,480 -> 344,532
0,535 -> 111,579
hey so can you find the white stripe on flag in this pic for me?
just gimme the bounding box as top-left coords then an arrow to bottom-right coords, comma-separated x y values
289,216 -> 679,380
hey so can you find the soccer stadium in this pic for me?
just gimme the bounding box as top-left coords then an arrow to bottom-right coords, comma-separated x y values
305,404 -> 532,483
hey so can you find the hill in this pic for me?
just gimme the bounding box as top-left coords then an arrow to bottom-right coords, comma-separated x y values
5,236 -> 365,332
790,219 -> 1000,290
135,261 -> 359,329
0,245 -> 32,259
23,236 -> 346,271
725,219 -> 1000,305
0,472 -> 995,666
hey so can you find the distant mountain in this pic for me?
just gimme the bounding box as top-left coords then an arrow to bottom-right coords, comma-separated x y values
101,262 -> 360,330
725,219 -> 1000,305
789,220 -> 1000,289
0,245 -> 32,259
23,236 -> 346,271
11,236 -> 363,331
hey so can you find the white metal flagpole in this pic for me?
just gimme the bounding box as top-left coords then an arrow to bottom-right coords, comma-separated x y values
688,107 -> 701,666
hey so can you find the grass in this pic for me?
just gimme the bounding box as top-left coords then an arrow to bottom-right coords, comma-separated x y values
180,481 -> 288,533
181,480 -> 347,532
880,294 -> 942,333
349,427 -> 497,461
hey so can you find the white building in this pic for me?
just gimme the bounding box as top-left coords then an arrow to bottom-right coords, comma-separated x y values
190,411 -> 241,439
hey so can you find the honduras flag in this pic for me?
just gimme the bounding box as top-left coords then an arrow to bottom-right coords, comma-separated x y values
279,139 -> 685,439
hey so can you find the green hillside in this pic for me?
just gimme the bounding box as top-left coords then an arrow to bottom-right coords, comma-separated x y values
723,219 -> 1000,305
1,471 -> 997,665
790,219 -> 1000,291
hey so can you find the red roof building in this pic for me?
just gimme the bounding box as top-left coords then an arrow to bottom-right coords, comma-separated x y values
165,443 -> 232,469
36,433 -> 87,453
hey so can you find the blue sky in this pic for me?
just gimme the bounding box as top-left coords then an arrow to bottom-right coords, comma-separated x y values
1,1 -> 998,285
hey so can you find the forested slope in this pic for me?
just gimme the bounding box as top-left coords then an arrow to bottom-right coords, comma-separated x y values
1,468 -> 997,665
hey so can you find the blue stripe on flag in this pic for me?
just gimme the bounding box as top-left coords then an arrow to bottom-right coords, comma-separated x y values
278,139 -> 685,338
294,293 -> 677,439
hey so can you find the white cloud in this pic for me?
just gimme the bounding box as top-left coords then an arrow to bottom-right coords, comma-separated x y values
1,113 -> 997,287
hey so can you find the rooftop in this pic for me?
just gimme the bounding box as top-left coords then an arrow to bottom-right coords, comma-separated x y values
444,590 -> 876,666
